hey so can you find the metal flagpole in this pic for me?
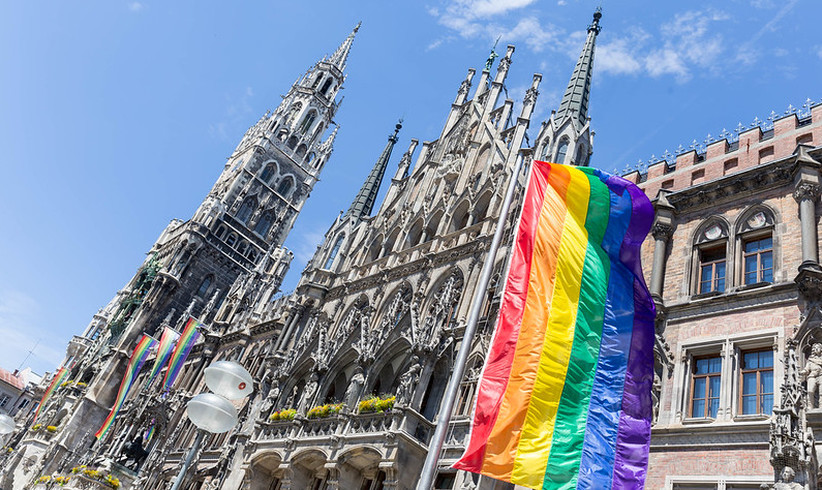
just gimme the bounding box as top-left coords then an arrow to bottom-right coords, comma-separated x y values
416,149 -> 531,490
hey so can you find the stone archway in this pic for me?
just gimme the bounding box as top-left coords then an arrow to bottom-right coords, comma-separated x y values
247,452 -> 284,490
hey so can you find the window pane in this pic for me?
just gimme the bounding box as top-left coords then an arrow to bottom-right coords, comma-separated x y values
692,399 -> 705,418
742,352 -> 757,369
700,265 -> 713,293
742,372 -> 757,396
709,376 -> 721,398
760,351 -> 773,368
708,397 -> 719,418
761,394 -> 773,415
742,395 -> 757,415
708,357 -> 722,373
760,371 -> 773,395
715,262 -> 726,292
693,378 -> 706,399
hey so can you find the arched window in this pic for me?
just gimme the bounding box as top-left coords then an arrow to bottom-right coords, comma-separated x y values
737,207 -> 776,286
450,201 -> 471,232
277,178 -> 293,197
287,135 -> 298,149
541,139 -> 551,160
260,163 -> 277,184
298,111 -> 316,134
247,249 -> 257,263
196,276 -> 212,298
295,144 -> 307,159
320,78 -> 333,96
237,241 -> 248,254
254,212 -> 275,237
324,235 -> 345,269
555,138 -> 569,164
214,225 -> 226,239
694,220 -> 729,294
312,74 -> 323,89
236,197 -> 256,224
226,234 -> 237,247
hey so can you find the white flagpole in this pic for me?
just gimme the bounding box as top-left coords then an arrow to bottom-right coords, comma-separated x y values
416,149 -> 531,489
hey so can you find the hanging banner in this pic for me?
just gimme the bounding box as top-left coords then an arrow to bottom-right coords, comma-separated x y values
95,334 -> 158,439
161,318 -> 201,393
33,367 -> 69,423
146,326 -> 180,388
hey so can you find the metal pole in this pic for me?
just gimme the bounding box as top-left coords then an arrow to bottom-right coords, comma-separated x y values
170,429 -> 205,490
416,151 -> 529,490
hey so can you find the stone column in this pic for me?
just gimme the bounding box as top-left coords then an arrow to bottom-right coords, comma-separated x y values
276,304 -> 305,352
794,181 -> 821,266
649,191 -> 675,300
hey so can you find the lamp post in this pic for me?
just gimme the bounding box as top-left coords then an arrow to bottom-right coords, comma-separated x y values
169,361 -> 253,490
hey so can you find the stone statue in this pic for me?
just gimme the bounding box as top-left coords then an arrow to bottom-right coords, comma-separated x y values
395,359 -> 422,406
259,385 -> 279,417
298,374 -> 318,412
802,343 -> 822,409
651,371 -> 662,424
344,369 -> 365,408
285,385 -> 298,409
772,466 -> 802,490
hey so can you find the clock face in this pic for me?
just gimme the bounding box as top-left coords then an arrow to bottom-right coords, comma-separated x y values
705,225 -> 722,241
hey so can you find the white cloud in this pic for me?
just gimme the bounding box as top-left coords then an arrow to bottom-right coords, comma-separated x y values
597,37 -> 643,75
128,2 -> 144,12
427,39 -> 444,51
0,290 -> 65,375
432,0 -> 543,43
293,228 -> 327,264
557,0 -> 567,5
735,0 -> 799,64
645,49 -> 687,78
816,46 -> 822,60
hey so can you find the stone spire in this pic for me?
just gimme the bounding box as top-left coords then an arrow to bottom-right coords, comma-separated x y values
328,21 -> 361,72
346,121 -> 402,220
554,8 -> 601,129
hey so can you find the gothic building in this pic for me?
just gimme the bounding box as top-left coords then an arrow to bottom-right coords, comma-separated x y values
0,23 -> 358,490
16,9 -> 822,490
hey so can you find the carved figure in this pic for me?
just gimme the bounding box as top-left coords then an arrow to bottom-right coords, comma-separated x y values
118,436 -> 148,470
802,343 -> 822,409
344,369 -> 365,408
651,371 -> 662,424
396,359 -> 422,406
772,466 -> 802,490
298,374 -> 318,412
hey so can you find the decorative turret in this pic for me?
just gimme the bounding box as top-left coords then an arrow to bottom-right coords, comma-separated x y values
345,121 -> 402,220
533,9 -> 601,166
554,8 -> 601,130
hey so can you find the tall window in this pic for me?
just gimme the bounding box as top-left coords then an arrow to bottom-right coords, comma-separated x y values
555,138 -> 569,164
277,178 -> 293,197
260,164 -> 276,184
324,235 -> 344,269
699,245 -> 726,294
691,356 -> 721,418
236,198 -> 256,224
740,349 -> 773,415
743,236 -> 773,284
196,276 -> 212,298
298,112 -> 316,134
254,212 -> 275,237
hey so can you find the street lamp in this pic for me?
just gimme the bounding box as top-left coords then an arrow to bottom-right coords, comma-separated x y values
170,361 -> 253,490
0,414 -> 14,435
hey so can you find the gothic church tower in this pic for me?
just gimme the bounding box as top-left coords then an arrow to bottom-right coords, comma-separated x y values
534,8 -> 601,166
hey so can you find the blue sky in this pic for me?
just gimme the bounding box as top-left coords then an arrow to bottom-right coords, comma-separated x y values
0,0 -> 818,375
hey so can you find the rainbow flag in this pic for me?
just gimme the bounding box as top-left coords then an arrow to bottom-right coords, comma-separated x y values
95,334 -> 157,439
161,318 -> 201,393
454,161 -> 655,489
33,367 -> 69,423
145,326 -> 180,388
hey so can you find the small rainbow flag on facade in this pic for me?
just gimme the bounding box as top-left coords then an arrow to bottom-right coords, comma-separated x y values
33,367 -> 69,423
161,318 -> 201,393
95,334 -> 157,439
145,326 -> 180,388
454,161 -> 655,489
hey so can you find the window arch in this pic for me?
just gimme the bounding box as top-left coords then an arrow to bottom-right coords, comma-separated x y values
237,241 -> 248,255
541,138 -> 551,160
382,228 -> 401,258
196,275 -> 213,298
214,225 -> 226,239
295,144 -> 307,159
736,207 -> 776,286
324,234 -> 345,269
368,235 -> 384,262
298,111 -> 317,135
472,191 -> 492,223
287,135 -> 299,149
277,177 -> 294,197
226,234 -> 237,247
312,74 -> 323,89
425,210 -> 444,242
693,219 -> 730,295
406,219 -> 425,248
236,197 -> 257,224
320,78 -> 333,96
254,211 -> 275,237
555,137 -> 569,164
450,201 -> 471,232
260,163 -> 277,184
